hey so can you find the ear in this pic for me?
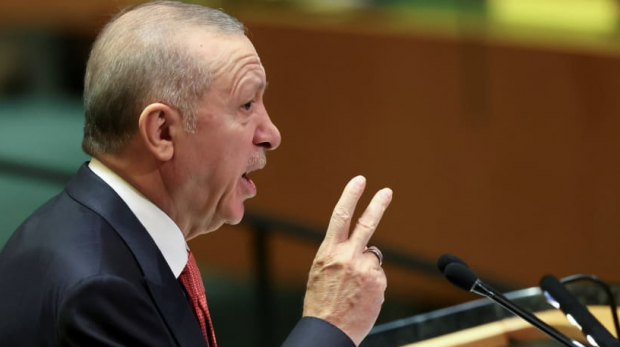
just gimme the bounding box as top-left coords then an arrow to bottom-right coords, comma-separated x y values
137,103 -> 181,162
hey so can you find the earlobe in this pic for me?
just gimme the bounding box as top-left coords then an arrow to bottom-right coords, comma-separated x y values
138,103 -> 178,162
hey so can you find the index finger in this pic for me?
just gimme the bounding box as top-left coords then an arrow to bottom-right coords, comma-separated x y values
350,188 -> 393,250
323,176 -> 367,245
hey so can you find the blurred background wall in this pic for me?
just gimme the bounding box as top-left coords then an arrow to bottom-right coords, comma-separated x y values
1,0 -> 619,346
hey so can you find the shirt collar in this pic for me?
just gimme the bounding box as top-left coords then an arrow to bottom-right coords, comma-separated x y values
88,158 -> 188,278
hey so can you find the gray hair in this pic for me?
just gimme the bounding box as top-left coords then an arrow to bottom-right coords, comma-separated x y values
82,0 -> 245,156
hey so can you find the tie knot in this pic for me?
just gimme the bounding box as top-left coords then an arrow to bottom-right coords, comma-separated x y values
180,250 -> 205,295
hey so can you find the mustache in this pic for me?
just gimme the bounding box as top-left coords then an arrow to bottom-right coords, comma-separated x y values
248,151 -> 266,168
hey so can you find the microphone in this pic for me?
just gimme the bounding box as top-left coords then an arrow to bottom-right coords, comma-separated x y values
437,253 -> 468,273
540,274 -> 620,347
442,262 -> 586,347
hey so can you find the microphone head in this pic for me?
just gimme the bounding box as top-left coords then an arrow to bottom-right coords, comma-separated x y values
444,263 -> 479,292
539,274 -> 561,292
540,275 -> 581,314
437,253 -> 469,274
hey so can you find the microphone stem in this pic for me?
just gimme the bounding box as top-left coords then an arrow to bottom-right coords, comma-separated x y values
475,281 -> 585,347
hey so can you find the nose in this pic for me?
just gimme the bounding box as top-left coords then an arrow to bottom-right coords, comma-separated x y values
254,111 -> 281,150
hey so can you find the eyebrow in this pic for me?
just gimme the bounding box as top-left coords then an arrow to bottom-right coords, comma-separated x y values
249,81 -> 268,95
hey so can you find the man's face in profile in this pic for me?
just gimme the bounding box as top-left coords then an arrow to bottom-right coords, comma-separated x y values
171,32 -> 281,237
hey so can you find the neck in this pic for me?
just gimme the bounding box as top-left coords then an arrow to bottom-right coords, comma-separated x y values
94,149 -> 193,240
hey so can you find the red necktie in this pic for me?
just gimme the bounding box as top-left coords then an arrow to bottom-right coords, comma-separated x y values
178,250 -> 217,347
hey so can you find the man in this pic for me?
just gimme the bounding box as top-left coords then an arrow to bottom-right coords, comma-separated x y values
0,1 -> 393,346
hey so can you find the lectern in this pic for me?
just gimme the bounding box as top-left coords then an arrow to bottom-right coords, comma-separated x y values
363,285 -> 620,347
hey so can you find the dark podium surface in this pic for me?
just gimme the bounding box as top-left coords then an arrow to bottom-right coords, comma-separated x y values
363,284 -> 620,347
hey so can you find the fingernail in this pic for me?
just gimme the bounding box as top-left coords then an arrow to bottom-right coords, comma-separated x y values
383,188 -> 393,202
352,175 -> 366,187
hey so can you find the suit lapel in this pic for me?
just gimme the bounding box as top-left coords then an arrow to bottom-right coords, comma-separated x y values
65,163 -> 207,347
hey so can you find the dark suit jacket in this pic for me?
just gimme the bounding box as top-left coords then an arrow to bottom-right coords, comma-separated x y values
0,163 -> 354,347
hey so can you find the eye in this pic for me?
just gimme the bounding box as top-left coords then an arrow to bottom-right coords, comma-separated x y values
242,101 -> 254,111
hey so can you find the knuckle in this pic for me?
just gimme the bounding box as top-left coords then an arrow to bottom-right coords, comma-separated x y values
332,207 -> 352,224
356,217 -> 378,231
364,268 -> 386,290
379,276 -> 387,291
313,252 -> 352,273
358,268 -> 376,283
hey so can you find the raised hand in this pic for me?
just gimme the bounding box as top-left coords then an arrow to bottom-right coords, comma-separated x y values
302,176 -> 393,346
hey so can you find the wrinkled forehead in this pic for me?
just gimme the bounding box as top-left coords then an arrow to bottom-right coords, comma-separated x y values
184,31 -> 264,84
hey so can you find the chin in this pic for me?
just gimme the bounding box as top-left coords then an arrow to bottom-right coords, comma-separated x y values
227,212 -> 245,226
223,205 -> 246,226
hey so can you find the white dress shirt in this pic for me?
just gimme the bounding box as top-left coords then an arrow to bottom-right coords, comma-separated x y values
88,158 -> 188,278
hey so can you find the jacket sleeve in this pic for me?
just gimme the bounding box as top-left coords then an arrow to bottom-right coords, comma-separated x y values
57,275 -> 180,347
281,316 -> 356,347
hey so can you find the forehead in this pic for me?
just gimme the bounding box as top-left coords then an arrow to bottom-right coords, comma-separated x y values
184,31 -> 263,79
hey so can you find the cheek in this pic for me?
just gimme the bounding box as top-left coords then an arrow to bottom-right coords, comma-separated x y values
202,128 -> 256,189
212,153 -> 243,188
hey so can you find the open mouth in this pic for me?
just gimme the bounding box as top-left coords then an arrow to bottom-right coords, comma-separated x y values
241,171 -> 257,196
243,165 -> 261,181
